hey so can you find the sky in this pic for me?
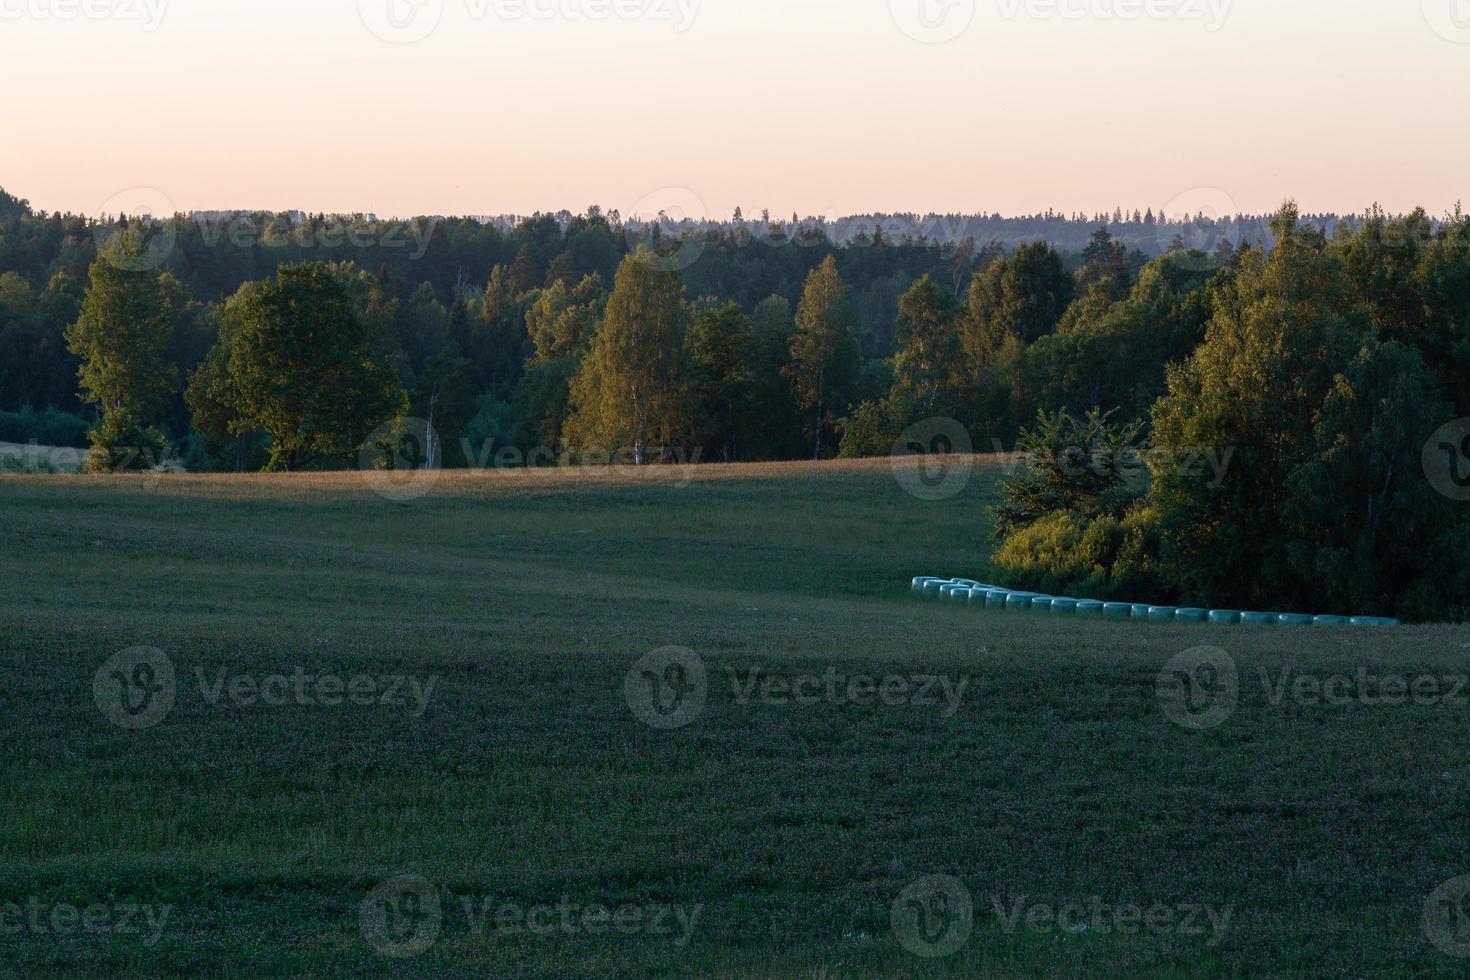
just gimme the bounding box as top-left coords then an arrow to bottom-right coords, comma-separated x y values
2,0 -> 1468,221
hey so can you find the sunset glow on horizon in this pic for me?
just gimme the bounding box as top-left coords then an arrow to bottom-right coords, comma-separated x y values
3,0 -> 1469,220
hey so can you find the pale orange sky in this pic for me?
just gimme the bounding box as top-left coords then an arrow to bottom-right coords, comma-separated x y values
2,0 -> 1467,220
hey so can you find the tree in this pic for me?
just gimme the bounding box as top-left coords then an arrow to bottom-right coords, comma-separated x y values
65,230 -> 176,470
890,274 -> 963,422
964,241 -> 1072,351
562,251 -> 688,464
413,348 -> 478,468
524,274 -> 604,364
1148,204 -> 1369,609
785,255 -> 859,460
745,296 -> 806,460
686,300 -> 755,462
228,263 -> 407,471
1282,340 -> 1468,619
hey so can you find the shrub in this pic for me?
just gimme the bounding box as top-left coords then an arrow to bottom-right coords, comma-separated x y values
0,405 -> 90,448
992,504 -> 1166,601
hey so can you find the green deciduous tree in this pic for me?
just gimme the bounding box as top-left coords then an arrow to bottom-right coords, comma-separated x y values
65,230 -> 176,470
686,299 -> 755,462
228,263 -> 407,471
785,255 -> 859,460
562,251 -> 688,463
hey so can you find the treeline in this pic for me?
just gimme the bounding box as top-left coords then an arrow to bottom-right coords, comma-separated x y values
989,205 -> 1470,623
7,185 -> 1470,618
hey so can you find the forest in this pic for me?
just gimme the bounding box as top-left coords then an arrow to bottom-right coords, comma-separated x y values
3,185 -> 1468,619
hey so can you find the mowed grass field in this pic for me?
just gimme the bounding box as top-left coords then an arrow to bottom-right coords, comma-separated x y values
2,457 -> 1469,977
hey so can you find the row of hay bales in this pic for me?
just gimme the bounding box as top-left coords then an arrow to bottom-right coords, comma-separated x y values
911,577 -> 1399,627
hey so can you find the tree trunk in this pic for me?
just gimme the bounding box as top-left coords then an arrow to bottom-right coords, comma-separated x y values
812,399 -> 823,461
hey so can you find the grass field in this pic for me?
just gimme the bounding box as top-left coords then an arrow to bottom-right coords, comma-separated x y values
2,457 -> 1469,977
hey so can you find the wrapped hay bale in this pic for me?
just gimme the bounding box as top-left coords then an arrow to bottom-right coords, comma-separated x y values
1208,610 -> 1241,624
1175,608 -> 1209,624
1130,604 -> 1153,619
1005,592 -> 1039,612
1076,600 -> 1105,617
1277,613 -> 1313,626
1240,612 -> 1277,625
986,589 -> 1012,610
1051,598 -> 1081,615
1103,602 -> 1133,620
1147,606 -> 1178,623
1312,615 -> 1349,625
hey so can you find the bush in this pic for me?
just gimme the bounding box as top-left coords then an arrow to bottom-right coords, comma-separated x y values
992,505 -> 1166,601
0,405 -> 90,448
83,411 -> 171,473
836,401 -> 897,459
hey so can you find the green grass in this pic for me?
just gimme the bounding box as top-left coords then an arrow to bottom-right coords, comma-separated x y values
2,458 -> 1468,977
